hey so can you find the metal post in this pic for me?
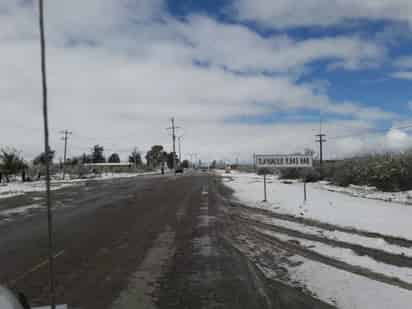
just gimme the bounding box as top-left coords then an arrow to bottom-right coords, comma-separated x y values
304,182 -> 307,202
263,173 -> 267,202
38,1 -> 56,308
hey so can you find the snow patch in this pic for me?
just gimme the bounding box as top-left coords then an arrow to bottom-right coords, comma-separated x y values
222,171 -> 412,240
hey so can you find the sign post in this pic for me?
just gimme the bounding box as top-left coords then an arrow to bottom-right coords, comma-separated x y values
255,154 -> 313,203
255,154 -> 313,169
304,182 -> 307,202
263,173 -> 267,202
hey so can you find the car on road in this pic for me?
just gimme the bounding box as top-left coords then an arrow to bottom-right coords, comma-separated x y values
175,167 -> 184,174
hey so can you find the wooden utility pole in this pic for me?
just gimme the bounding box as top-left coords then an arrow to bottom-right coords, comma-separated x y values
178,135 -> 183,162
60,130 -> 72,179
316,133 -> 326,170
167,118 -> 180,175
38,0 -> 56,308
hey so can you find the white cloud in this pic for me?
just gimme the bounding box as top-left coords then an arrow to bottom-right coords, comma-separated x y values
232,0 -> 412,29
175,16 -> 384,73
391,56 -> 412,80
0,0 -> 399,162
394,56 -> 412,69
386,128 -> 412,149
330,127 -> 412,158
391,71 -> 412,80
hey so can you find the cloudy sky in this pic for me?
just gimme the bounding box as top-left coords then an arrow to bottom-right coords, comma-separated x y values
2,0 -> 412,163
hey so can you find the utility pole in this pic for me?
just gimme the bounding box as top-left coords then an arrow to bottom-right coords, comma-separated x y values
316,133 -> 326,166
316,114 -> 326,175
167,117 -> 180,175
189,153 -> 198,168
178,135 -> 183,162
38,1 -> 56,308
60,130 -> 72,179
316,116 -> 326,178
133,147 -> 140,168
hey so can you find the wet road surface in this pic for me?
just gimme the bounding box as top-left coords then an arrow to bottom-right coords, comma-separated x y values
0,172 -> 334,309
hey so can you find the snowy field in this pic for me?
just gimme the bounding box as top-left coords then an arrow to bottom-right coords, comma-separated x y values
316,182 -> 412,205
220,170 -> 412,309
221,170 -> 412,240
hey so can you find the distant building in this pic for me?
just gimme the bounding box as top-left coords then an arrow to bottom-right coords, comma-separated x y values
84,162 -> 133,173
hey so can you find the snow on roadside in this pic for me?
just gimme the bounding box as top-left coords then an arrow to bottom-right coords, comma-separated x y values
249,213 -> 412,257
236,221 -> 412,309
0,204 -> 43,217
0,171 -> 159,200
279,256 -> 412,309
220,170 -> 412,240
258,228 -> 412,285
0,181 -> 77,199
316,182 -> 412,205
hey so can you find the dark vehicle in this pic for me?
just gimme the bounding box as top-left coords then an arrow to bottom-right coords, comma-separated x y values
175,167 -> 184,174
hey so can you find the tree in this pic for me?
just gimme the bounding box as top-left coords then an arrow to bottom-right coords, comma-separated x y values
181,160 -> 189,168
67,156 -> 80,166
108,153 -> 121,163
33,149 -> 55,165
91,145 -> 105,163
129,149 -> 142,166
165,152 -> 179,169
304,148 -> 316,156
145,145 -> 164,167
0,149 -> 26,182
81,153 -> 92,164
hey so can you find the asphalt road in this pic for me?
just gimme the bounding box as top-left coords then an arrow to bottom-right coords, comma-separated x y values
0,172 -> 334,309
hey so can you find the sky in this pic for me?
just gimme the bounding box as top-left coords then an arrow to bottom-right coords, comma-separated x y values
2,0 -> 412,163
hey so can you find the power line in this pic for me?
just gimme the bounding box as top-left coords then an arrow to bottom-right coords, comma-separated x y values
38,1 -> 56,308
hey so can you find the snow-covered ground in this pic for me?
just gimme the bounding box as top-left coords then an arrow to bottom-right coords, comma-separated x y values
259,228 -> 412,285
279,257 -> 412,309
220,170 -> 412,309
221,170 -> 412,240
248,212 -> 412,257
0,171 -> 159,200
0,181 -> 77,200
316,182 -> 412,205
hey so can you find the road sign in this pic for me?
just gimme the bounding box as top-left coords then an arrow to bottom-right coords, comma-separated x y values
255,154 -> 313,168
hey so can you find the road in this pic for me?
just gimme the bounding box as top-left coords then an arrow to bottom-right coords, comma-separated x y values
0,172 -> 334,309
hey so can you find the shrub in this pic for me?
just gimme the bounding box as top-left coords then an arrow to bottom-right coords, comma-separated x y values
324,151 -> 412,192
279,168 -> 301,179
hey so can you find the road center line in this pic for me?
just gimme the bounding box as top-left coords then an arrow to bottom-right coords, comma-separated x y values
10,250 -> 65,286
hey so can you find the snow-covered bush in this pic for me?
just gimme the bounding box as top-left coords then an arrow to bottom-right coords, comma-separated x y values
324,152 -> 412,192
278,167 -> 320,182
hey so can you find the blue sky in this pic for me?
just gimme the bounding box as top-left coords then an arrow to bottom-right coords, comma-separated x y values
166,0 -> 412,128
2,0 -> 412,161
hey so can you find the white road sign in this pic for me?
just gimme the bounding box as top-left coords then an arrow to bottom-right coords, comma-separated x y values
255,154 -> 313,168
